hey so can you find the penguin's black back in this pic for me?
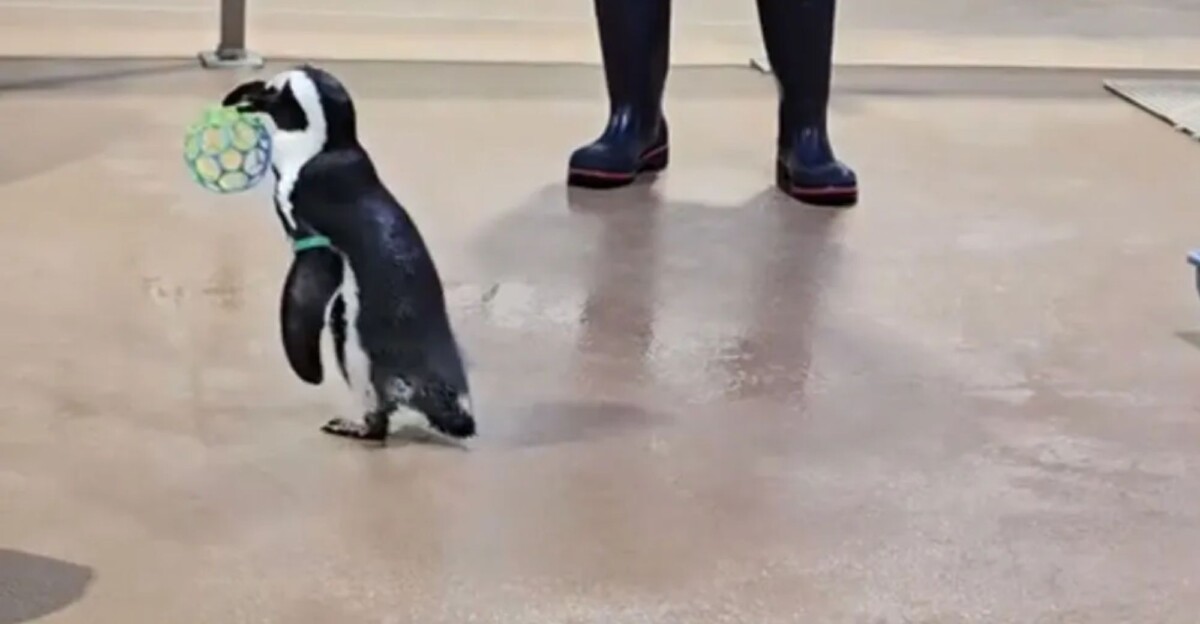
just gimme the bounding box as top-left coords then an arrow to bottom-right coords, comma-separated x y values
290,148 -> 468,394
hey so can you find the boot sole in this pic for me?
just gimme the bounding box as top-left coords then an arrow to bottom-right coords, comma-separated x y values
775,160 -> 858,207
568,144 -> 669,189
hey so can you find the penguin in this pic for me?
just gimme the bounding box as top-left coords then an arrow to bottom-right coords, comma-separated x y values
222,65 -> 477,443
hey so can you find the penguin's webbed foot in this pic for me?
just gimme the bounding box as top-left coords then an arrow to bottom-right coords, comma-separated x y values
321,417 -> 388,443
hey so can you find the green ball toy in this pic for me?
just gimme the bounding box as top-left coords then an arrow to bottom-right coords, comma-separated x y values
183,105 -> 272,193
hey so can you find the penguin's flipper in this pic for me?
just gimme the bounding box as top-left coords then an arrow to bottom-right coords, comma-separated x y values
281,247 -> 344,385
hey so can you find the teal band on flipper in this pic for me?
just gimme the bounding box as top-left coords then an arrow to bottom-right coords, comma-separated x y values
292,235 -> 332,252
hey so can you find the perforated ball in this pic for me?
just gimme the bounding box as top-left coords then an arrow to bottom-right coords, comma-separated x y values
183,106 -> 272,193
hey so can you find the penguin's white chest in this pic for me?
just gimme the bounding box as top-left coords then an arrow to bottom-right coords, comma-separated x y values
272,162 -> 300,232
269,129 -> 321,233
337,258 -> 376,410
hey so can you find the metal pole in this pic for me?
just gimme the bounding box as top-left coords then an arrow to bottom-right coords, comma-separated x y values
199,0 -> 264,69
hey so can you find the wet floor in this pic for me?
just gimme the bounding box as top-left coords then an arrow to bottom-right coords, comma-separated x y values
2,60 -> 1200,622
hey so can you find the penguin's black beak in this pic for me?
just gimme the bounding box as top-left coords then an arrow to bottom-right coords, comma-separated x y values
222,80 -> 275,113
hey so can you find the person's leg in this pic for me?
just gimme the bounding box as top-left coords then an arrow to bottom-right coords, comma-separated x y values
567,0 -> 671,189
756,0 -> 857,207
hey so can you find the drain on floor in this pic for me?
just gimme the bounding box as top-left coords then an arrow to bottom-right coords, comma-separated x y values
1104,78 -> 1200,141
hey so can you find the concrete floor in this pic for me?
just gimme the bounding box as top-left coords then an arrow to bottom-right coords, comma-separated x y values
2,60 -> 1200,622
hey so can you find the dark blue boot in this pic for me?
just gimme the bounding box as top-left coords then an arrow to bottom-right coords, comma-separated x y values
568,0 -> 671,189
757,0 -> 858,207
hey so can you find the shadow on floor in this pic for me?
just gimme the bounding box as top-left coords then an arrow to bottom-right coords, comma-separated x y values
491,400 -> 660,448
0,549 -> 93,624
0,59 -> 195,92
1175,330 -> 1200,351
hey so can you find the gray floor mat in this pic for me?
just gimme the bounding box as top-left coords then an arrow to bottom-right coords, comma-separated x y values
1104,78 -> 1200,140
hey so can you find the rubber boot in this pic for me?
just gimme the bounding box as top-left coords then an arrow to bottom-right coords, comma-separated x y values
567,0 -> 671,189
756,0 -> 858,207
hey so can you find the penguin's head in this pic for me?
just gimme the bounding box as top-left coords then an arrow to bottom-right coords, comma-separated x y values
222,64 -> 359,168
